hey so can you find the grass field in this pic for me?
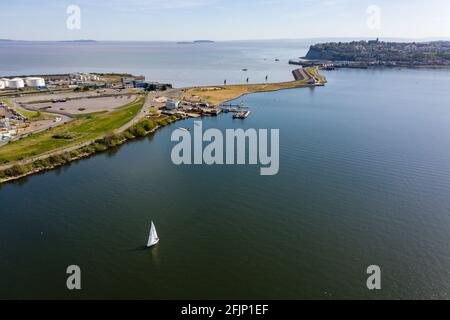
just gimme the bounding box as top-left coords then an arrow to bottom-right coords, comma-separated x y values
19,109 -> 55,120
306,66 -> 327,83
0,97 -> 144,163
0,98 -> 12,107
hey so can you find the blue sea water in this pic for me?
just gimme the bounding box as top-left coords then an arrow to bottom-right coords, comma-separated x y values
1,41 -> 450,299
0,40 -> 310,87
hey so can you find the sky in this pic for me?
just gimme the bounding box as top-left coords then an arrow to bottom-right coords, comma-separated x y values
1,0 -> 450,41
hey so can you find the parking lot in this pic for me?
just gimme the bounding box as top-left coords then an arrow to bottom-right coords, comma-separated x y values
26,95 -> 137,115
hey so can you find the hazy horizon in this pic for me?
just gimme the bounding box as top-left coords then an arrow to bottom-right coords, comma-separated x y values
2,37 -> 450,43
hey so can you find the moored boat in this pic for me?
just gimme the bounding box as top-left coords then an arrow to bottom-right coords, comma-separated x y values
233,110 -> 251,119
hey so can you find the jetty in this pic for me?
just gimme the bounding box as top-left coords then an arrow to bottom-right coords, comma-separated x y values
221,102 -> 245,108
220,102 -> 248,113
202,108 -> 222,116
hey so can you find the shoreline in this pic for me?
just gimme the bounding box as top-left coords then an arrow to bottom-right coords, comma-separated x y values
0,116 -> 179,184
0,69 -> 325,184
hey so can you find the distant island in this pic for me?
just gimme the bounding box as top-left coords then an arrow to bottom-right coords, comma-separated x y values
292,39 -> 450,68
0,39 -> 97,43
57,40 -> 97,43
177,40 -> 215,44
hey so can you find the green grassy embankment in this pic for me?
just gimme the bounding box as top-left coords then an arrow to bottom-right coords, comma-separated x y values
0,111 -> 180,183
0,97 -> 144,164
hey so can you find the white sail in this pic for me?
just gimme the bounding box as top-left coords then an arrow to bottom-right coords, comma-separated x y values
147,221 -> 159,247
151,222 -> 159,241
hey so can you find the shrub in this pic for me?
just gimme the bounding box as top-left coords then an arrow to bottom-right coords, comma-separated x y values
61,152 -> 72,162
69,151 -> 80,158
123,131 -> 134,139
33,158 -> 51,169
101,133 -> 123,147
158,118 -> 169,126
128,125 -> 147,137
141,119 -> 156,131
92,143 -> 108,152
52,133 -> 76,140
5,164 -> 27,177
48,155 -> 64,165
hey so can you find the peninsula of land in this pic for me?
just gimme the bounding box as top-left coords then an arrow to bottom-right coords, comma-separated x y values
0,67 -> 325,183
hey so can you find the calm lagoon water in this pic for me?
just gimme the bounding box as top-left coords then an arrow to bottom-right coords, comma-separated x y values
1,42 -> 450,299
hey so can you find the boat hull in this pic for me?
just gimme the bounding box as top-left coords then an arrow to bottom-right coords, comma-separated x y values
147,239 -> 160,248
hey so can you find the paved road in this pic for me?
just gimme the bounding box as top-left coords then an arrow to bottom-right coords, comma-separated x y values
117,89 -> 182,131
0,99 -> 73,147
117,92 -> 158,132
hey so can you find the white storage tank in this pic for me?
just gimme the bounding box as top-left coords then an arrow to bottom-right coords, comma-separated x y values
1,78 -> 10,88
0,80 -> 5,90
25,77 -> 46,87
9,78 -> 25,89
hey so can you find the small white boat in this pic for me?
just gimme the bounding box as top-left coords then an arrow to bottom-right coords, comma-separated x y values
233,110 -> 251,119
147,221 -> 160,248
177,127 -> 191,132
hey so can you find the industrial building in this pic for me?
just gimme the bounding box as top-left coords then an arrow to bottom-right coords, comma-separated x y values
0,78 -> 10,89
8,78 -> 25,89
42,74 -> 71,81
0,77 -> 46,89
0,130 -> 17,141
70,73 -> 100,82
121,75 -> 149,89
122,77 -> 135,89
25,77 -> 46,87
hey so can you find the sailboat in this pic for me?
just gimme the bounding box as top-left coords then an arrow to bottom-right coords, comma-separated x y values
147,221 -> 160,247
